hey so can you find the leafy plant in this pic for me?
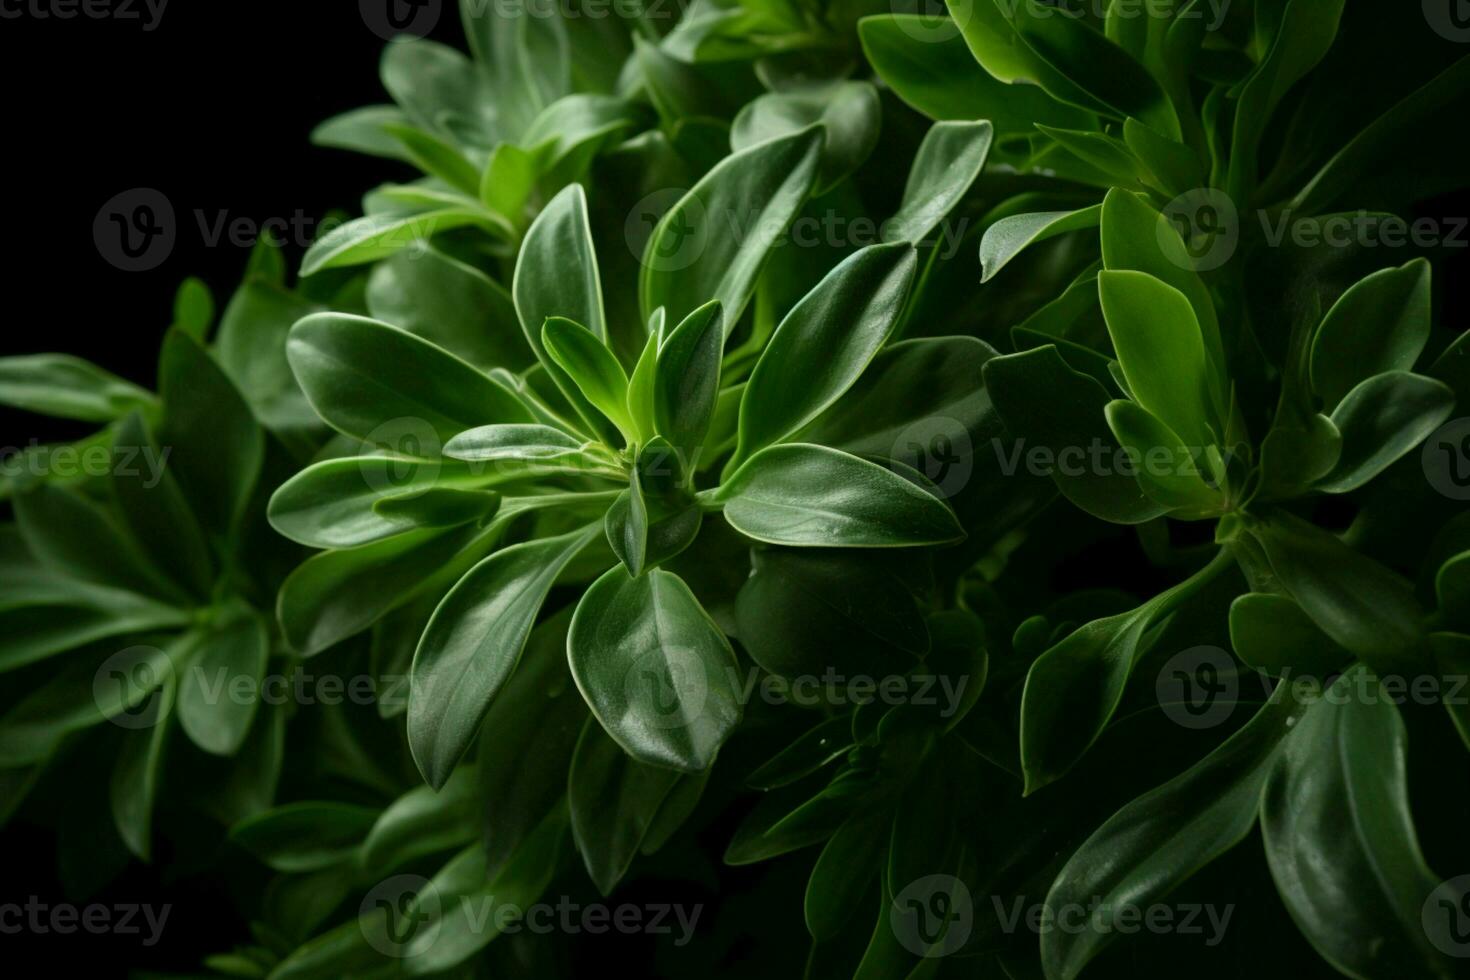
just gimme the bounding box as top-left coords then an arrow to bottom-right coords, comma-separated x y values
4,1 -> 1470,977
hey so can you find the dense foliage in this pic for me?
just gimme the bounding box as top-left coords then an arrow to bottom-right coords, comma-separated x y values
3,1 -> 1469,977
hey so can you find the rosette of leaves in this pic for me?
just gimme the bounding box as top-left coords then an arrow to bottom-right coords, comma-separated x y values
0,260 -> 312,873
270,120 -> 1001,791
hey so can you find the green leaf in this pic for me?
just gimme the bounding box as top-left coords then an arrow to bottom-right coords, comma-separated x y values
731,81 -> 881,194
1310,260 -> 1433,410
627,319 -> 661,442
443,423 -> 587,462
270,456 -> 495,549
215,279 -> 324,441
735,548 -> 929,682
311,104 -> 413,161
1042,685 -> 1316,980
110,666 -> 176,861
409,524 -> 600,789
806,808 -> 889,940
1098,269 -> 1215,449
0,354 -> 153,423
984,346 -> 1165,525
979,206 -> 1101,283
176,607 -> 269,757
477,608 -> 587,880
1228,593 -> 1349,680
1244,511 -> 1425,672
884,121 -> 994,246
541,316 -> 635,442
733,243 -> 917,467
1099,188 -> 1225,394
383,123 -> 481,197
640,127 -> 822,330
860,15 -> 1092,131
513,184 -> 621,445
397,814 -> 565,973
287,312 -> 531,446
1008,0 -> 1177,134
718,444 -> 963,548
747,716 -> 854,791
230,802 -> 379,872
157,328 -> 264,537
358,765 -> 480,875
111,412 -> 214,600
0,641 -> 179,767
1261,666 -> 1458,979
1226,0 -> 1346,201
278,523 -> 496,656
568,566 -> 742,771
567,718 -> 683,894
380,36 -> 494,146
1019,552 -> 1230,792
654,300 -> 724,457
366,246 -> 533,372
1317,371 -> 1455,493
301,209 -> 503,276
1104,399 -> 1223,514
